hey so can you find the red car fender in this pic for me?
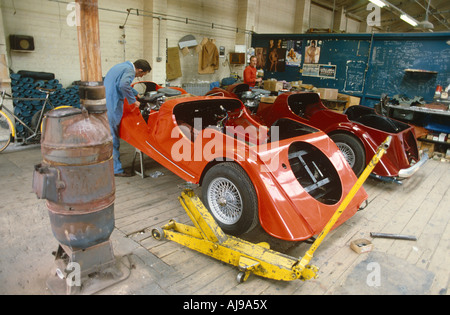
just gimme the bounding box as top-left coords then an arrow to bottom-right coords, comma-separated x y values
120,98 -> 201,182
324,121 -> 414,178
233,134 -> 367,241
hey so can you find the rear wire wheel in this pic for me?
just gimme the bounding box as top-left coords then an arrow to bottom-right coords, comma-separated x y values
330,133 -> 366,177
0,111 -> 14,152
202,163 -> 259,236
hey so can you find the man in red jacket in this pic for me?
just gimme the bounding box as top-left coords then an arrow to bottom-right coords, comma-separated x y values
243,55 -> 262,88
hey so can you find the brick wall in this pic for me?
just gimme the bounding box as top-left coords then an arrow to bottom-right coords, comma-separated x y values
1,0 -> 358,88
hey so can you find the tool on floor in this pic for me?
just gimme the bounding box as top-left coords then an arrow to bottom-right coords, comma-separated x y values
370,232 -> 417,241
152,136 -> 393,283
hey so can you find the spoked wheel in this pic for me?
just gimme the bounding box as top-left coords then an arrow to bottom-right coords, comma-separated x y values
330,133 -> 366,177
0,111 -> 14,152
202,163 -> 258,236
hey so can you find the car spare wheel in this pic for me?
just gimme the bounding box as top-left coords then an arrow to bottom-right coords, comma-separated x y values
330,133 -> 366,177
202,162 -> 258,235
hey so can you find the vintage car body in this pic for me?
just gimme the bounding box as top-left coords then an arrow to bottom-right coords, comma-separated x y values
256,92 -> 427,180
119,87 -> 368,241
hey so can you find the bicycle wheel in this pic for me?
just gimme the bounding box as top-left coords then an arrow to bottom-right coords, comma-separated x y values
0,110 -> 14,152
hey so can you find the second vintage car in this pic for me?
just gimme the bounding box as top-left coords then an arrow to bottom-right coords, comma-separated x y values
256,91 -> 427,181
209,83 -> 427,182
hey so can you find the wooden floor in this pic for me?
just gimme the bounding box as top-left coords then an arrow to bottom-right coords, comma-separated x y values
0,141 -> 448,295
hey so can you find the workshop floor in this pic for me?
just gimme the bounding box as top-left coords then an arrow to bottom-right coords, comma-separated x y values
0,141 -> 448,295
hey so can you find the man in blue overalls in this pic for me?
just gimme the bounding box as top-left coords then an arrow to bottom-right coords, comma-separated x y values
104,59 -> 151,177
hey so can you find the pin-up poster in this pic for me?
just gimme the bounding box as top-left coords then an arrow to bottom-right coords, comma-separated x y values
255,47 -> 267,70
286,40 -> 302,67
266,39 -> 286,72
304,39 -> 322,64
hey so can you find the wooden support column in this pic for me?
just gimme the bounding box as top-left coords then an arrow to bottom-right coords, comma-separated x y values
75,0 -> 106,113
236,0 -> 255,47
75,0 -> 103,82
294,0 -> 311,33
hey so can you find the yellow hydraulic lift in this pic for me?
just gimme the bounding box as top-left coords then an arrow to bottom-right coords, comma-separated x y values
152,137 -> 392,283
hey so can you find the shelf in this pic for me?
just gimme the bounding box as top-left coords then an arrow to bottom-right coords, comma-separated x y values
418,137 -> 450,147
386,104 -> 450,116
404,69 -> 438,74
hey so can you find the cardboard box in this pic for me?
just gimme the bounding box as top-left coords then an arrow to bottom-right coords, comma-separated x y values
290,81 -> 303,89
260,96 -> 277,103
264,80 -> 283,92
418,141 -> 435,154
317,88 -> 338,100
338,93 -> 361,108
350,239 -> 373,254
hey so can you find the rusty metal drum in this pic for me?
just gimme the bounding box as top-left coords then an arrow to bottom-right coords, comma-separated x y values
33,107 -> 115,250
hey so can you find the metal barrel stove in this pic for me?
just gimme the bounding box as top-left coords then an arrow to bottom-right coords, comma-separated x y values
32,0 -> 131,294
33,103 -> 114,250
32,83 -> 129,294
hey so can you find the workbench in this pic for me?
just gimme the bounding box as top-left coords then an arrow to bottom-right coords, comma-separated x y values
386,102 -> 450,134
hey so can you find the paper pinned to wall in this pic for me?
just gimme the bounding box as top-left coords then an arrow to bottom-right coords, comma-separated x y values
0,54 -> 10,84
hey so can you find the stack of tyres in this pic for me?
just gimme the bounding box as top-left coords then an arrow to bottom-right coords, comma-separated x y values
9,73 -> 81,138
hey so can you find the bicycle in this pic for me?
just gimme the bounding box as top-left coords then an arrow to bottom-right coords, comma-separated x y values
0,88 -> 71,152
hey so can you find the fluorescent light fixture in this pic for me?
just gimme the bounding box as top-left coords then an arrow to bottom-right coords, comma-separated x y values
369,0 -> 387,8
400,14 -> 418,26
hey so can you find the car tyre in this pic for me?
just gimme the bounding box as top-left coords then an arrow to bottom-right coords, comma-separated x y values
202,163 -> 259,235
330,133 -> 366,177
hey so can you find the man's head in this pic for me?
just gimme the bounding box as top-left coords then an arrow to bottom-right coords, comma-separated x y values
134,59 -> 152,78
249,56 -> 257,68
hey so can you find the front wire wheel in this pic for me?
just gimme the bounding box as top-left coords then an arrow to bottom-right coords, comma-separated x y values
207,177 -> 243,226
0,110 -> 14,152
202,163 -> 259,236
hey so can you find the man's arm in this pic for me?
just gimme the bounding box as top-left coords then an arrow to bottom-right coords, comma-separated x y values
119,70 -> 138,105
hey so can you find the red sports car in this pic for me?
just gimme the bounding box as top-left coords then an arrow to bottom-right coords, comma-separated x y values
209,83 -> 427,182
119,83 -> 368,241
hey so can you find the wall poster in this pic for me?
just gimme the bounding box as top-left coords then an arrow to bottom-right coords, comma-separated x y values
286,40 -> 302,67
266,39 -> 286,72
302,64 -> 337,79
304,39 -> 322,64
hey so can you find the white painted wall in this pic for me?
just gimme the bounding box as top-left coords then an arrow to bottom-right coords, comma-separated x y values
1,0 -> 146,86
254,0 -> 297,34
0,0 -> 362,88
